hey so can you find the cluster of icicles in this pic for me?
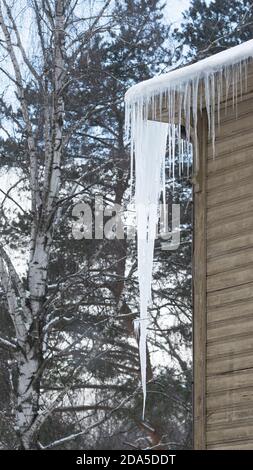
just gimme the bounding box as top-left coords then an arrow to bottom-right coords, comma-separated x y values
125,54 -> 253,418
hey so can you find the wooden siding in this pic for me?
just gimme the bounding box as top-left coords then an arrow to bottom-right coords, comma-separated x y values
205,74 -> 253,450
157,62 -> 253,449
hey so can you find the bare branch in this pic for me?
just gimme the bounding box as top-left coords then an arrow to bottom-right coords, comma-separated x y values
0,0 -> 39,213
3,0 -> 43,85
0,180 -> 27,214
40,387 -> 140,449
0,335 -> 17,350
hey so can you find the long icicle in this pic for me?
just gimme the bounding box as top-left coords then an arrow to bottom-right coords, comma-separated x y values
125,57 -> 251,418
135,119 -> 168,418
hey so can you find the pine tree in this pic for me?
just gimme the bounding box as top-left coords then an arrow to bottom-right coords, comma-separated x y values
175,0 -> 253,61
0,0 -> 192,449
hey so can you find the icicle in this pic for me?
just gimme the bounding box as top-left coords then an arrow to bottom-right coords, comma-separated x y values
210,73 -> 216,157
124,43 -> 253,418
178,93 -> 183,177
135,120 -> 168,417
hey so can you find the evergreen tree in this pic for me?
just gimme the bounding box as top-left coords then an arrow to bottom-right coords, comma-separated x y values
0,0 -> 193,450
175,0 -> 253,61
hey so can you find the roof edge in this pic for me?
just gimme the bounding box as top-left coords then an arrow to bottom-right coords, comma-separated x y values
125,39 -> 253,103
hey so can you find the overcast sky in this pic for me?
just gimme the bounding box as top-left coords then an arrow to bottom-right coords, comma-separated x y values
166,0 -> 191,25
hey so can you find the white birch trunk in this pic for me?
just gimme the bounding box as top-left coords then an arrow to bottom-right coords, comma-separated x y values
14,0 -> 65,446
0,0 -> 65,449
14,234 -> 51,449
0,0 -> 111,449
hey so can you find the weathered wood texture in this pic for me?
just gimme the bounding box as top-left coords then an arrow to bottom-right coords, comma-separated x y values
205,69 -> 253,450
157,62 -> 253,449
193,111 -> 207,449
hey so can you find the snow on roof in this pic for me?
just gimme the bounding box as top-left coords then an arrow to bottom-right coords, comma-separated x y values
125,39 -> 253,103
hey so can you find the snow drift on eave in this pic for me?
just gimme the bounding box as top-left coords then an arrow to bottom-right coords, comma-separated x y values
124,39 -> 253,417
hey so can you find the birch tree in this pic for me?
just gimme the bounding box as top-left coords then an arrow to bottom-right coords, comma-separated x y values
0,0 -> 192,451
0,0 -> 112,449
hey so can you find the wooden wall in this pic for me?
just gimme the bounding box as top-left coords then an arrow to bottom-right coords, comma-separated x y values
194,66 -> 253,449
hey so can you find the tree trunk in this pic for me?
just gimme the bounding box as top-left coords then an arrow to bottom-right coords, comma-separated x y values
14,0 -> 65,447
15,0 -> 65,445
15,348 -> 41,449
15,233 -> 51,449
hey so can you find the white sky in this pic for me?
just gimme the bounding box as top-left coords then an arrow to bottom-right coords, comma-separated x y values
166,0 -> 191,25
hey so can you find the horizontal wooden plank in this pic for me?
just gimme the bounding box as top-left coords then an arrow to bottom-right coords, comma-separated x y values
207,315 -> 253,341
207,161 -> 253,191
207,299 -> 253,324
212,112 -> 253,143
207,231 -> 253,258
207,128 -> 253,159
207,246 -> 253,275
207,334 -> 253,359
207,406 -> 253,428
207,197 -> 253,225
207,351 -> 253,376
207,145 -> 253,174
207,264 -> 253,292
207,249 -> 253,276
207,423 -> 253,445
207,369 -> 253,393
207,440 -> 253,450
207,212 -> 253,242
207,178 -> 253,208
207,387 -> 253,411
207,282 -> 253,308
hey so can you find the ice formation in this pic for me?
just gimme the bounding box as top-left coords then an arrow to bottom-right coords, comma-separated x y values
134,120 -> 168,418
125,39 -> 253,416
